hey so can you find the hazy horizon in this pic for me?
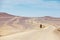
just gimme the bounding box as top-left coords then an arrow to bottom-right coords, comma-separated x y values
0,0 -> 60,17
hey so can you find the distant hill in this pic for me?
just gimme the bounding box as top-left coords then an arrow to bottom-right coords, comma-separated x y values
0,12 -> 60,36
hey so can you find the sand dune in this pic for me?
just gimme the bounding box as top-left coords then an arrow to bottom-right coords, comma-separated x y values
0,12 -> 60,40
0,26 -> 60,40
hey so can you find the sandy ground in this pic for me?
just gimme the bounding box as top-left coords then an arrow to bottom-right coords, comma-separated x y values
0,26 -> 60,40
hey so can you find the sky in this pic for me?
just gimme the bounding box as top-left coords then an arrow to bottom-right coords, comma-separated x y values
0,0 -> 60,17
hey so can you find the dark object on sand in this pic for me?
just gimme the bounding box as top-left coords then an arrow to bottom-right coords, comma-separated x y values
40,24 -> 43,28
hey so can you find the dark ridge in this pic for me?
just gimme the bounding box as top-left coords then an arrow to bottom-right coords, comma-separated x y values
0,12 -> 15,17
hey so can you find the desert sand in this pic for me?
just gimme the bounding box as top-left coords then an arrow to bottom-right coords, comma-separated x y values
0,12 -> 60,40
0,25 -> 60,40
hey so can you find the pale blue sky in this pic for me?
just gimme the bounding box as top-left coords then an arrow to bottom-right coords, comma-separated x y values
0,0 -> 60,17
